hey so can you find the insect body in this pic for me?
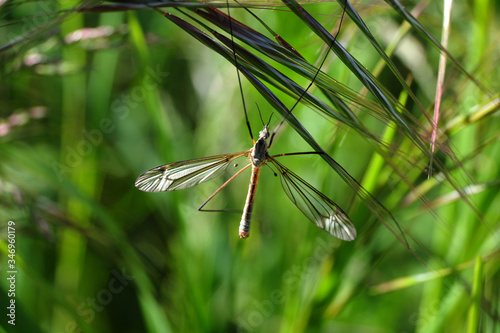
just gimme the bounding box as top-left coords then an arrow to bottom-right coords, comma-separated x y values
136,0 -> 356,241
238,125 -> 270,238
135,124 -> 356,241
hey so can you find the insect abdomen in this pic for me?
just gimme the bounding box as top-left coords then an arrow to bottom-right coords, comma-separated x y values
239,166 -> 261,238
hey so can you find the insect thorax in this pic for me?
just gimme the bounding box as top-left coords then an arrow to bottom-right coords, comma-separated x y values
251,125 -> 270,166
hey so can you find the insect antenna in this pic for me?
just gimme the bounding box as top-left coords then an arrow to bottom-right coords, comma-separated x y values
266,113 -> 273,127
255,103 -> 265,126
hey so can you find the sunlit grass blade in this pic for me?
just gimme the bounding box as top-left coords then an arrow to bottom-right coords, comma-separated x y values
384,0 -> 491,95
2,0 -> 499,331
338,0 -> 428,118
466,256 -> 483,333
283,0 -> 431,157
155,2 -> 478,256
188,7 -> 366,129
237,67 -> 417,249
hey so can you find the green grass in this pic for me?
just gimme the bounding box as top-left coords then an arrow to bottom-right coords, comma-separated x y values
0,0 -> 499,332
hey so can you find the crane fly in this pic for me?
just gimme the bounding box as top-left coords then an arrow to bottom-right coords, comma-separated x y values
135,0 -> 356,240
135,123 -> 356,241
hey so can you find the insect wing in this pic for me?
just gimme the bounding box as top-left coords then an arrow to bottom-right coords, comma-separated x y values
135,152 -> 248,192
270,159 -> 356,241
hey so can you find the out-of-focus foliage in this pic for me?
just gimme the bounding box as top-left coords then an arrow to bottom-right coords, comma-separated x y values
0,0 -> 499,332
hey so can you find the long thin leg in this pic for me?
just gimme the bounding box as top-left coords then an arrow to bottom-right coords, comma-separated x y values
198,163 -> 252,212
270,151 -> 325,158
267,152 -> 325,179
268,0 -> 348,148
226,0 -> 255,144
197,153 -> 324,213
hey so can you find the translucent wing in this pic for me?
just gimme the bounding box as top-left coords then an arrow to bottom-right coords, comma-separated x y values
135,152 -> 248,192
270,158 -> 356,241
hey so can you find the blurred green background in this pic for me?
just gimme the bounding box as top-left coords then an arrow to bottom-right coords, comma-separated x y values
1,0 -> 499,332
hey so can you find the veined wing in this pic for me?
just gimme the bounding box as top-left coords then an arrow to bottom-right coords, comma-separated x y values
135,152 -> 249,192
269,158 -> 356,241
